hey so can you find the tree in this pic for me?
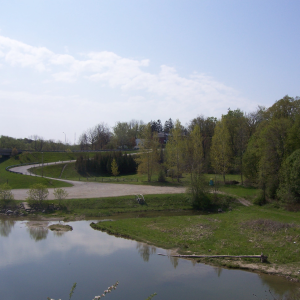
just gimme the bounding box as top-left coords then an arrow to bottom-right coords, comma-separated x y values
53,188 -> 69,206
163,118 -> 174,134
0,183 -> 14,208
188,116 -> 217,172
113,122 -> 131,149
211,118 -> 231,183
165,120 -> 185,182
277,149 -> 300,204
26,184 -> 49,205
222,109 -> 250,183
111,159 -> 120,177
11,147 -> 18,158
135,124 -> 160,182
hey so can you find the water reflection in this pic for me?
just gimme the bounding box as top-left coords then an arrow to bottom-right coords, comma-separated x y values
52,230 -> 65,237
213,266 -> 223,277
27,227 -> 48,241
169,255 -> 179,269
0,219 -> 15,237
0,219 -> 298,300
136,242 -> 156,262
259,273 -> 299,298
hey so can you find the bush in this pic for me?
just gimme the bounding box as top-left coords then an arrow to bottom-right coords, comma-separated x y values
0,183 -> 14,208
253,190 -> 267,206
26,183 -> 49,206
277,149 -> 300,203
53,188 -> 68,206
187,173 -> 210,210
157,169 -> 166,182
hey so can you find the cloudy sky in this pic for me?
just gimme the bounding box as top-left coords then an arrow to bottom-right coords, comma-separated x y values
0,1 -> 299,142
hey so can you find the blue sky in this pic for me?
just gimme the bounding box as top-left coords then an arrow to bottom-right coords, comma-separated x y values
0,0 -> 299,142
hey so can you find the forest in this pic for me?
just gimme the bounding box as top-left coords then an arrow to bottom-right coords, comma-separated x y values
1,95 -> 300,205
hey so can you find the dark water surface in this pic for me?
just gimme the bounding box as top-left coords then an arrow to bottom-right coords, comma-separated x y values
0,219 -> 298,300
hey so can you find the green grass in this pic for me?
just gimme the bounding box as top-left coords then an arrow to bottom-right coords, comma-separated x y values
91,204 -> 300,268
219,185 -> 260,200
0,152 -> 98,189
0,157 -> 72,189
54,193 -> 195,218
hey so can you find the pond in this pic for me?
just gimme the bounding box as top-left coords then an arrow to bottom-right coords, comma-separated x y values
0,218 -> 298,300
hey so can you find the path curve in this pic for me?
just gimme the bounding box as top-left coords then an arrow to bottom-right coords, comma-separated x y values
9,162 -> 186,200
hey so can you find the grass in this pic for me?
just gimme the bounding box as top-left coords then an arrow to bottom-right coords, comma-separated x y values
91,204 -> 300,271
47,193 -> 196,218
0,152 -> 98,189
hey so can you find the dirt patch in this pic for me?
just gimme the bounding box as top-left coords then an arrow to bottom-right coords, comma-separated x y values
48,224 -> 73,231
241,219 -> 298,233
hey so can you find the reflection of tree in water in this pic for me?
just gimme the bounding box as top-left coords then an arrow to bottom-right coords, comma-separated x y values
52,230 -> 65,237
169,256 -> 179,269
0,219 -> 15,237
166,250 -> 179,269
28,227 -> 48,241
259,273 -> 299,298
136,243 -> 156,262
213,267 -> 222,277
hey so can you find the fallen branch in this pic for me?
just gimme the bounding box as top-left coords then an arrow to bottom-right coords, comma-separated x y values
158,253 -> 268,263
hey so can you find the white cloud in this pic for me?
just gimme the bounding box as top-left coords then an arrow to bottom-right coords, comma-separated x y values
0,35 -> 258,140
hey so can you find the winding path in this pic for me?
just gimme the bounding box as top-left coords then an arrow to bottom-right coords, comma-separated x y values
9,162 -> 186,200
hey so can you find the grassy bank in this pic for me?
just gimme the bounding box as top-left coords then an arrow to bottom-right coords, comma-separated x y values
32,193 -> 201,218
0,152 -> 99,189
91,204 -> 300,278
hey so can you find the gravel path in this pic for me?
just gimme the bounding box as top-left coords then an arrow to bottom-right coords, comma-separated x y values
10,162 -> 186,200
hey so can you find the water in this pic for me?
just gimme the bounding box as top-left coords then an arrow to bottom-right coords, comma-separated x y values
0,219 -> 298,300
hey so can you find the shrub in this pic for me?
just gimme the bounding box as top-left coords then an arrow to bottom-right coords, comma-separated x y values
53,188 -> 68,206
157,169 -> 166,182
0,183 -> 14,208
26,183 -> 49,206
187,173 -> 210,210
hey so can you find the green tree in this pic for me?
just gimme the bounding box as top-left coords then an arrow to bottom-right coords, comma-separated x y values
0,183 -> 14,208
111,158 -> 120,177
11,147 -> 19,158
26,184 -> 49,206
277,149 -> 300,203
53,188 -> 69,206
211,119 -> 232,183
188,116 -> 217,172
165,120 -> 185,182
223,109 -> 250,184
135,124 -> 159,182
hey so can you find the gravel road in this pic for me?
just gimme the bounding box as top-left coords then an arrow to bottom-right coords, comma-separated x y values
9,162 -> 186,200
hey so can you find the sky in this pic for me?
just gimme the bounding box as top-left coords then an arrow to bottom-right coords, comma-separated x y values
0,0 -> 299,143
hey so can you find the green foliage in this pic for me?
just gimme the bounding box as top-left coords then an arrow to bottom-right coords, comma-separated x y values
53,188 -> 69,206
136,124 -> 160,182
277,149 -> 300,203
69,283 -> 77,300
75,152 -> 137,176
165,119 -> 185,182
111,158 -> 120,177
211,118 -> 232,182
26,183 -> 49,204
11,147 -> 19,158
157,169 -> 166,182
187,173 -> 210,210
0,183 -> 14,207
253,190 -> 267,206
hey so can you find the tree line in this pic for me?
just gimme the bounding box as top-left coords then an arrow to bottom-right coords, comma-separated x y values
75,152 -> 137,176
133,95 -> 300,206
